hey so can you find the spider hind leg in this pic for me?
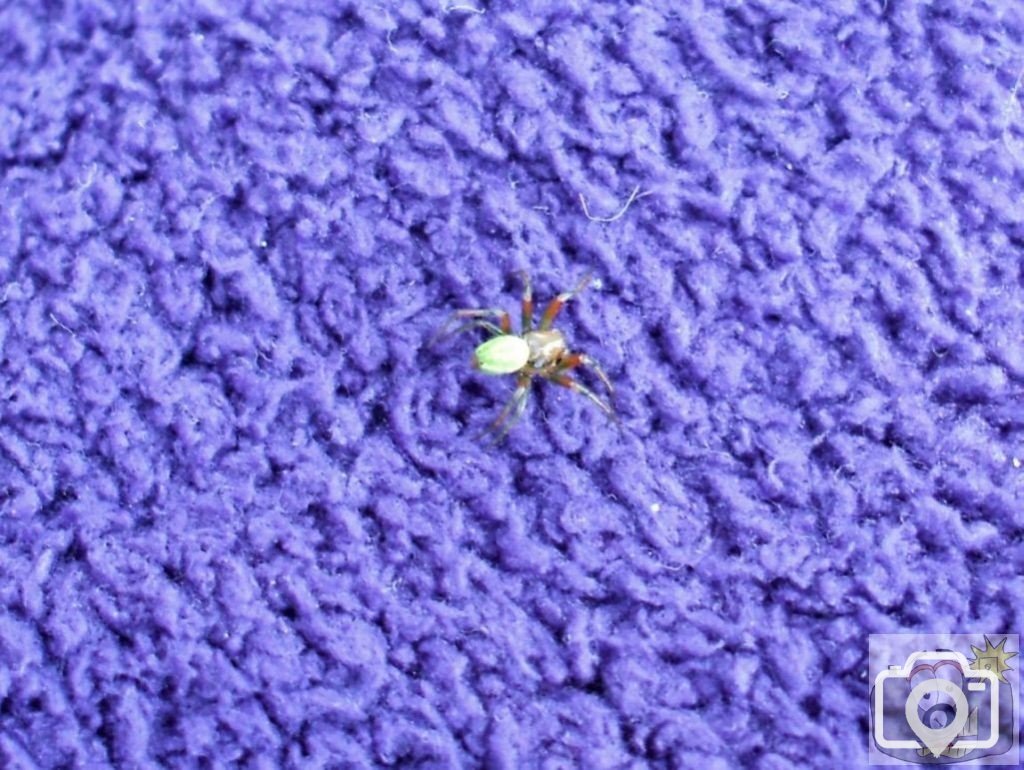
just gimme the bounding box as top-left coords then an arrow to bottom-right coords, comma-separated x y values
477,376 -> 531,443
430,308 -> 511,348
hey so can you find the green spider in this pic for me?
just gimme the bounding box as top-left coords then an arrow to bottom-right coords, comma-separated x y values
435,271 -> 615,440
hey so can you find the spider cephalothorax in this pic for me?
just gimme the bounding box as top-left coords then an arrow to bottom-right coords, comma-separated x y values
435,272 -> 615,440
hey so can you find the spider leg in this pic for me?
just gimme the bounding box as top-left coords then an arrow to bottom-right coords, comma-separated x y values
560,353 -> 614,395
539,272 -> 594,331
430,309 -> 511,347
517,270 -> 534,333
549,372 -> 617,421
429,319 -> 505,348
477,375 -> 531,443
451,308 -> 512,333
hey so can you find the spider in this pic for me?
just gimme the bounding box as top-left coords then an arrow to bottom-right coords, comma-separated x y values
434,271 -> 616,441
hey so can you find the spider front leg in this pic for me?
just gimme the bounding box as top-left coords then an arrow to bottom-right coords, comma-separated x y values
539,272 -> 594,331
517,270 -> 533,333
549,372 -> 617,421
560,353 -> 614,396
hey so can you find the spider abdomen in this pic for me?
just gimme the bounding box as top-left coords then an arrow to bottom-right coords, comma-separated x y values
472,334 -> 531,375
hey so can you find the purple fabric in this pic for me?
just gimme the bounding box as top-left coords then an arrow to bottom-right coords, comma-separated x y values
1,0 -> 1022,767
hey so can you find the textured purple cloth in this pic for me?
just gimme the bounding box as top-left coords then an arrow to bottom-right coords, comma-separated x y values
1,0 -> 1022,767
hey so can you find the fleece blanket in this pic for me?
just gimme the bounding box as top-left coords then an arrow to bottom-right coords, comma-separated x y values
1,0 -> 1022,767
